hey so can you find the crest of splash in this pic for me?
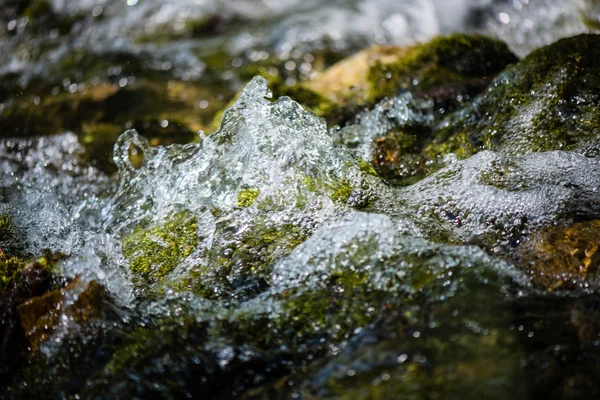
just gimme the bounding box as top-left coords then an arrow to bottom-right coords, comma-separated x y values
97,76 -> 384,302
105,75 -> 376,229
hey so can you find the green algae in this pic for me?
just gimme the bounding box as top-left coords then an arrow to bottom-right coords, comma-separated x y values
122,212 -> 198,289
0,215 -> 14,241
237,187 -> 260,208
0,253 -> 29,292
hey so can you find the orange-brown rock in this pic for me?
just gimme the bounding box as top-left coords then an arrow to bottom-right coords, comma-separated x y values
517,220 -> 600,291
17,278 -> 110,349
302,34 -> 517,111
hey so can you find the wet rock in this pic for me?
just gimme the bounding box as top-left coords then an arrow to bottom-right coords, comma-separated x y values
302,34 -> 517,123
17,277 -> 111,350
516,220 -> 600,291
0,257 -> 56,380
376,34 -> 600,184
0,78 -> 230,173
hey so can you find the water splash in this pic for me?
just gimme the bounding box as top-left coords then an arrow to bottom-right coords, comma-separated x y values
333,92 -> 435,161
5,72 -> 600,396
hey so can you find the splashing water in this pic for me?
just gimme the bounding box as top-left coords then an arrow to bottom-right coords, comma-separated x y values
2,1 -> 600,397
4,62 -> 600,396
6,75 -> 600,310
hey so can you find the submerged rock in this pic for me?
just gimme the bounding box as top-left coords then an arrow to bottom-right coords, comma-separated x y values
17,278 -> 112,350
517,220 -> 600,291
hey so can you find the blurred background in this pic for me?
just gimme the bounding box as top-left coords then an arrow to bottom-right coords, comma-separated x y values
0,0 -> 598,172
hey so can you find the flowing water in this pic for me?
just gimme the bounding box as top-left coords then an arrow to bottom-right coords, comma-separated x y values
2,0 -> 600,398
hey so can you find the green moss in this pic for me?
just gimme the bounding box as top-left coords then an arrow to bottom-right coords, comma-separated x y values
0,215 -> 14,242
366,34 -> 518,106
122,212 -> 198,289
329,178 -> 353,203
237,187 -> 260,208
0,253 -> 29,291
432,35 -> 600,159
376,34 -> 600,184
356,158 -> 380,178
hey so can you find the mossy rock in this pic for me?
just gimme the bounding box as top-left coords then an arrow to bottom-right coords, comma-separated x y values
378,34 -> 600,184
302,34 -> 517,122
435,34 -> 600,157
121,212 -> 199,292
209,34 -> 515,131
255,34 -> 517,185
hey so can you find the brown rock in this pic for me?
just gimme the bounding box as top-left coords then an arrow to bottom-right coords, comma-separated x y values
517,220 -> 600,291
17,278 -> 110,349
302,34 -> 517,112
302,45 -> 406,105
